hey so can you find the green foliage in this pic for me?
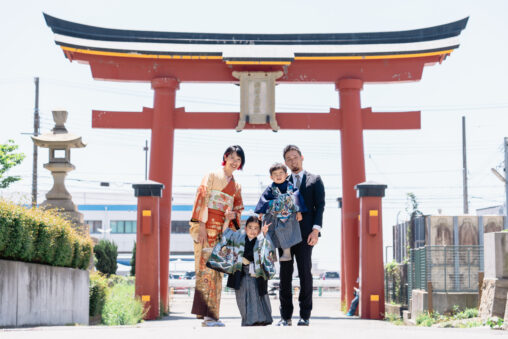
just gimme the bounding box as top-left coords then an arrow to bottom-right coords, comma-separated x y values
89,273 -> 108,317
405,192 -> 423,257
485,317 -> 504,329
416,308 -> 480,328
385,260 -> 402,303
385,313 -> 404,325
0,140 -> 25,189
101,281 -> 146,325
0,199 -> 93,269
450,305 -> 478,320
94,239 -> 118,276
130,242 -> 136,276
415,311 -> 441,327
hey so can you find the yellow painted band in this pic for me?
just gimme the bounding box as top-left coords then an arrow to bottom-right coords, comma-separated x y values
60,46 -> 222,60
142,210 -> 151,217
370,294 -> 379,301
369,210 -> 378,217
141,295 -> 150,302
61,46 -> 453,62
295,49 -> 454,60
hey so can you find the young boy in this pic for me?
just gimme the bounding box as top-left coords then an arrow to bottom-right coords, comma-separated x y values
254,163 -> 307,261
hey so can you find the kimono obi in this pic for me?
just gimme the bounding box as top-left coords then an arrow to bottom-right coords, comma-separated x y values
208,189 -> 234,212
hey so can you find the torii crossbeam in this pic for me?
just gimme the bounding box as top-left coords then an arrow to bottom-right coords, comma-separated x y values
44,13 -> 468,317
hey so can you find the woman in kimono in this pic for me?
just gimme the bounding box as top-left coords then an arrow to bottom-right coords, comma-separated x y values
189,145 -> 245,327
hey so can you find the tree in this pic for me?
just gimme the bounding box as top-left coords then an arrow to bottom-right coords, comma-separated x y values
94,239 -> 118,276
130,242 -> 136,276
405,192 -> 423,258
0,140 -> 25,188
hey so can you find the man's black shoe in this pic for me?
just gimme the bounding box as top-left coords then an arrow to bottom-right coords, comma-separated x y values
277,319 -> 292,326
297,318 -> 310,326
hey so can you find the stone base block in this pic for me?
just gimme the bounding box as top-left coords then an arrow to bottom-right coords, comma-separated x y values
479,278 -> 508,320
411,289 -> 478,319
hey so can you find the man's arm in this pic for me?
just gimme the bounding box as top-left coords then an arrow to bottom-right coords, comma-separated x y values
313,175 -> 325,229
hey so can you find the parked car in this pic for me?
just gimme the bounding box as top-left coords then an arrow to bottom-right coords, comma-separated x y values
320,271 -> 340,280
184,271 -> 196,280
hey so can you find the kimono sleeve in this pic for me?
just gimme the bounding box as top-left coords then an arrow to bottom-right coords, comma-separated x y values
189,173 -> 213,242
254,185 -> 273,214
231,183 -> 244,229
293,189 -> 308,213
190,173 -> 213,224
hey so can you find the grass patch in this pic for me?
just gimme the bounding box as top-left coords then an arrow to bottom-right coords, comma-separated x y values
385,313 -> 404,325
101,280 -> 146,325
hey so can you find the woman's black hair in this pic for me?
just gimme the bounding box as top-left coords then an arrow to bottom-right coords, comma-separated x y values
245,215 -> 262,227
222,145 -> 245,169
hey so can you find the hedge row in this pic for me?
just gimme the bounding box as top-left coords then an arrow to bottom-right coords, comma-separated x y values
0,199 -> 93,269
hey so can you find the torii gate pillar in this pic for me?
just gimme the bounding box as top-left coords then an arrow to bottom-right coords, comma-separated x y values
149,77 -> 178,312
337,79 -> 366,307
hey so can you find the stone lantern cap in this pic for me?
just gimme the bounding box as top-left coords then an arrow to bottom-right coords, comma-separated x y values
32,110 -> 86,148
355,181 -> 387,197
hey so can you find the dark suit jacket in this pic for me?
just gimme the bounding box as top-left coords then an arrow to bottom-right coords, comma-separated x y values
289,171 -> 325,239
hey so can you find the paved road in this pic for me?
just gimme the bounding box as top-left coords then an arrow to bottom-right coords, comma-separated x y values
1,293 -> 504,339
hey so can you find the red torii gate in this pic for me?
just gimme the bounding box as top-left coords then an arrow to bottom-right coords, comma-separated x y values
44,14 -> 468,316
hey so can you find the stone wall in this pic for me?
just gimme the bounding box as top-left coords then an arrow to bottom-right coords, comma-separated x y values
0,259 -> 89,327
479,278 -> 508,320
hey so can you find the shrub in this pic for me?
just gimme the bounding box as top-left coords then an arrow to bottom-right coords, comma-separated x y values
0,199 -> 93,269
89,273 -> 108,317
101,281 -> 146,325
130,242 -> 136,276
94,239 -> 118,276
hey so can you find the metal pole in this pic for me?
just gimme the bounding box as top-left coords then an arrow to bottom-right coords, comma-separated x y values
504,137 -> 508,229
462,116 -> 469,214
31,77 -> 40,207
144,140 -> 149,180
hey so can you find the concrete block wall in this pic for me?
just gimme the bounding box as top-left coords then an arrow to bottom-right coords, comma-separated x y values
411,289 -> 478,318
0,259 -> 89,327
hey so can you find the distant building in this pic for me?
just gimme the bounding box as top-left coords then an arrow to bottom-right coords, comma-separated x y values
476,204 -> 505,216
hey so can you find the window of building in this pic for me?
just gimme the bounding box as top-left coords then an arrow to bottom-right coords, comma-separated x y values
110,220 -> 136,234
85,220 -> 102,234
171,220 -> 190,234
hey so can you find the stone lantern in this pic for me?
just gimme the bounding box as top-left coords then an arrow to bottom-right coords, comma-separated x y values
32,110 -> 86,229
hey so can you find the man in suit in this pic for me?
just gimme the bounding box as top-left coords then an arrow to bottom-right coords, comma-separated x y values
277,144 -> 325,326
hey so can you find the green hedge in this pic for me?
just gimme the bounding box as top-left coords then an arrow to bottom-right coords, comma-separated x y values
0,199 -> 93,269
89,273 -> 108,317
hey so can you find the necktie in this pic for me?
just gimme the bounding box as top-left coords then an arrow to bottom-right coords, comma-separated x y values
295,174 -> 301,189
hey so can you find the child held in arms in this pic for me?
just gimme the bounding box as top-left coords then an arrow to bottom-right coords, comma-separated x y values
254,163 -> 307,261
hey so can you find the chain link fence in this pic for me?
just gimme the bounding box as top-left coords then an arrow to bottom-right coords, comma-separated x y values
408,245 -> 483,301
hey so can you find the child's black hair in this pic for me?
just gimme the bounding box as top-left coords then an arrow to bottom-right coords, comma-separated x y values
245,215 -> 262,227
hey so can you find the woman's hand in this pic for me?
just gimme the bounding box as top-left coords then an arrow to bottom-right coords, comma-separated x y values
197,222 -> 208,247
225,209 -> 236,221
222,208 -> 235,232
262,222 -> 271,236
257,213 -> 264,220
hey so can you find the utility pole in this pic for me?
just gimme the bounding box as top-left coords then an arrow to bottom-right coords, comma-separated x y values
462,116 -> 468,214
504,137 -> 508,229
32,77 -> 40,207
144,140 -> 149,180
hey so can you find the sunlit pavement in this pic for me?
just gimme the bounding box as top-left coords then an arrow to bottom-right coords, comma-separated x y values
1,292 -> 501,339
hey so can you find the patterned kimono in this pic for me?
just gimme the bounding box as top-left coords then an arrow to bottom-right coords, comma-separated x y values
189,169 -> 243,320
254,180 -> 307,249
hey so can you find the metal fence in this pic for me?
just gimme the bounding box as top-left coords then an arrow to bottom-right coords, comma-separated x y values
408,245 -> 483,300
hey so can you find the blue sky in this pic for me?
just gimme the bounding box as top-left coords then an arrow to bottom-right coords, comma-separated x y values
1,0 -> 508,269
